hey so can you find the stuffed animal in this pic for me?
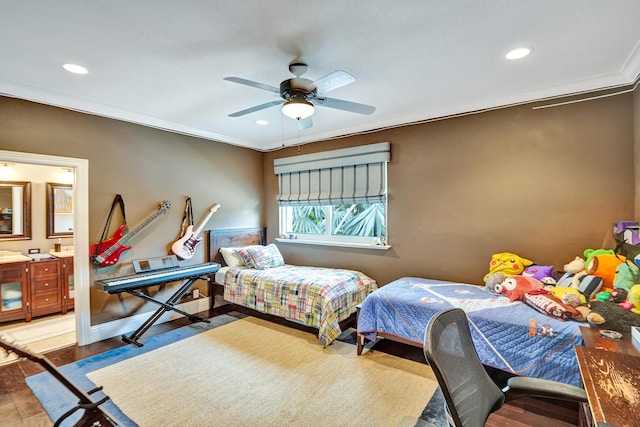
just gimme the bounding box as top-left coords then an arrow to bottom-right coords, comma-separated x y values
583,248 -> 616,268
484,272 -> 506,293
562,257 -> 587,289
483,252 -> 533,283
586,253 -> 626,293
628,284 -> 640,315
560,293 -> 591,321
496,275 -> 544,302
556,271 -> 603,300
613,261 -> 640,292
585,300 -> 640,332
523,265 -> 556,285
548,286 -> 587,305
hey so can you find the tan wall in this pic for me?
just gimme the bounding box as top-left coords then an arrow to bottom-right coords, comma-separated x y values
0,97 -> 264,324
1,89 -> 636,324
264,94 -> 635,286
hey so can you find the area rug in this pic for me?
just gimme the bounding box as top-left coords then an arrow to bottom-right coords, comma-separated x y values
90,316 -> 438,426
28,315 -> 445,426
26,314 -> 239,426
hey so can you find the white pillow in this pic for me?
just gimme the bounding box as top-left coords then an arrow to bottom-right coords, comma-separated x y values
219,247 -> 245,267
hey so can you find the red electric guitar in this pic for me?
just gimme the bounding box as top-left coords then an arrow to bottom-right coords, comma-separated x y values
171,203 -> 220,260
91,200 -> 172,267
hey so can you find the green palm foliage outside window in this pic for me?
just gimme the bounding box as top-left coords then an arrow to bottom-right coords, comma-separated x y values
290,204 -> 385,237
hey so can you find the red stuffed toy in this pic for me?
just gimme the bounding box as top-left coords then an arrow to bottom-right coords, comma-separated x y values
496,275 -> 544,302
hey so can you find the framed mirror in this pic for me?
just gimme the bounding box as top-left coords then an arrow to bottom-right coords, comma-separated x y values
0,181 -> 31,241
46,183 -> 74,238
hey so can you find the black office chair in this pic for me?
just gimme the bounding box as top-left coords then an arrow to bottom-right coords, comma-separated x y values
423,308 -> 587,427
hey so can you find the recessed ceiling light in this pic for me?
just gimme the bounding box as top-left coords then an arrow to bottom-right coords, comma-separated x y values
62,63 -> 88,74
255,120 -> 269,125
505,47 -> 532,60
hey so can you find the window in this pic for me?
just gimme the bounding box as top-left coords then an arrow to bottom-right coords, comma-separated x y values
275,142 -> 390,247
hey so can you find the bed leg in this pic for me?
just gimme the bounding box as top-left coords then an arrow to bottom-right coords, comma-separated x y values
356,303 -> 363,355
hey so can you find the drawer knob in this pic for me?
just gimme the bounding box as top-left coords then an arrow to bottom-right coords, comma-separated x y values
44,268 -> 49,271
44,283 -> 49,287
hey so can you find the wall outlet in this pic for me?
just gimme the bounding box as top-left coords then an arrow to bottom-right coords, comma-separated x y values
28,248 -> 40,254
192,289 -> 200,298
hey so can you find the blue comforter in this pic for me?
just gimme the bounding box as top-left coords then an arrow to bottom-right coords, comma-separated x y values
357,277 -> 584,386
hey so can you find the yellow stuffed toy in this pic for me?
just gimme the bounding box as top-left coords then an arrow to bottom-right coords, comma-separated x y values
483,252 -> 533,283
549,286 -> 587,305
628,284 -> 640,315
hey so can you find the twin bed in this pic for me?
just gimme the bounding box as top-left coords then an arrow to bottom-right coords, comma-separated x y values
205,228 -> 377,346
205,228 -> 583,386
357,277 -> 584,386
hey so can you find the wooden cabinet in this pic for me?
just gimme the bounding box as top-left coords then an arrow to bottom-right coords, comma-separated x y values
61,257 -> 74,312
29,258 -> 62,319
0,261 -> 29,322
0,257 -> 72,322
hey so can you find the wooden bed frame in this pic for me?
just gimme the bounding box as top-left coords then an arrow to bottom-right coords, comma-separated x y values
205,227 -> 358,337
356,307 -> 422,355
206,227 -> 266,266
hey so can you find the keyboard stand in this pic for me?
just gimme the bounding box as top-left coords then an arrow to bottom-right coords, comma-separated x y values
121,275 -> 211,347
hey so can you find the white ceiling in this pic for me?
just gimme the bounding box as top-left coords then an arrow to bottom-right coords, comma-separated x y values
2,1 -> 640,152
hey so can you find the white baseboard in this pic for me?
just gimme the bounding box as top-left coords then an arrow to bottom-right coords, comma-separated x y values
88,297 -> 210,344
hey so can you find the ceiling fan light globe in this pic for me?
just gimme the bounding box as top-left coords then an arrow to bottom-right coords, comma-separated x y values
282,100 -> 314,120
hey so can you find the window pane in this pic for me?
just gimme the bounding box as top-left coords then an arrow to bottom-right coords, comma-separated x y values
290,205 -> 326,234
332,203 -> 386,237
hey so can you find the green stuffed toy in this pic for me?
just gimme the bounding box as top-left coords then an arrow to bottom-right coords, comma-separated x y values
613,261 -> 640,292
583,248 -> 615,268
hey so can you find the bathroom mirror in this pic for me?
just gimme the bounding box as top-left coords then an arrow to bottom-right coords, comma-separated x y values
46,182 -> 74,238
0,181 -> 31,240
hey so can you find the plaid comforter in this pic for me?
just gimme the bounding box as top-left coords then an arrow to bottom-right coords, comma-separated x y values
223,265 -> 377,345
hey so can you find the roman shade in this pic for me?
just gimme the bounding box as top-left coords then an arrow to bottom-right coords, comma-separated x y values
274,142 -> 390,206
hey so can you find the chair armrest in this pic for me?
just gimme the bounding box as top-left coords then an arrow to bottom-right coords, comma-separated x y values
504,376 -> 587,403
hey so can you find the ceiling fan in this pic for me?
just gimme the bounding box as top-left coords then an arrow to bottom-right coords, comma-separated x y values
223,62 -> 376,129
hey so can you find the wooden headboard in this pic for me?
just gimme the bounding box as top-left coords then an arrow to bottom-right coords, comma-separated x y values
205,227 -> 266,265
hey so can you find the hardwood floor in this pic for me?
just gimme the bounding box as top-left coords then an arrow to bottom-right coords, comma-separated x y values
1,306 -> 582,426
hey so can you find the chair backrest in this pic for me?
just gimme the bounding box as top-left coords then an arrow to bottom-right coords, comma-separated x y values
423,308 -> 505,427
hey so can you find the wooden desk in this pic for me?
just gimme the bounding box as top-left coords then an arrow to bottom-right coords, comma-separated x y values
580,326 -> 640,357
574,345 -> 640,426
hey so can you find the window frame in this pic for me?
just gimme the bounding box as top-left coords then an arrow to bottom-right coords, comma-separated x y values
278,203 -> 388,248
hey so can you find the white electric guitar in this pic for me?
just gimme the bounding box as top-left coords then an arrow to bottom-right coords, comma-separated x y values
171,203 -> 220,260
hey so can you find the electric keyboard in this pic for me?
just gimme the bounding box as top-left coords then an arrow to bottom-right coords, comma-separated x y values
94,262 -> 220,293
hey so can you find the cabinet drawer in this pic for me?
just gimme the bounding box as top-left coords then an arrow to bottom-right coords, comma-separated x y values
32,278 -> 60,294
30,261 -> 60,277
31,291 -> 61,308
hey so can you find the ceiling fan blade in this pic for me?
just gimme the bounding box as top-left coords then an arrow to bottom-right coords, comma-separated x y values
228,100 -> 284,117
223,77 -> 280,93
298,117 -> 313,130
313,70 -> 356,94
315,97 -> 376,115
